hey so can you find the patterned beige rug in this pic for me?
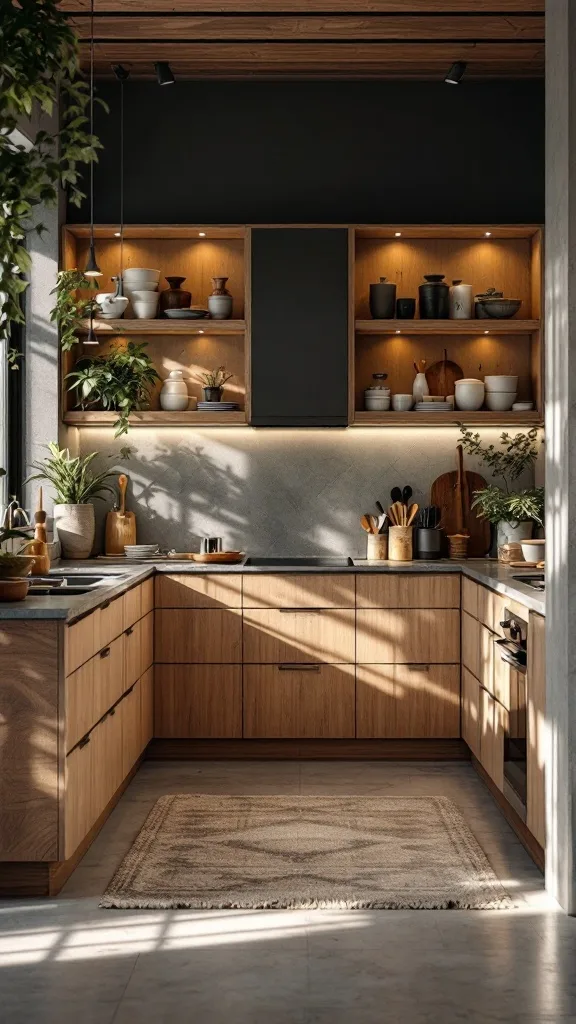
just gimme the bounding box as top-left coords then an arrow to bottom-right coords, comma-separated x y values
100,794 -> 512,910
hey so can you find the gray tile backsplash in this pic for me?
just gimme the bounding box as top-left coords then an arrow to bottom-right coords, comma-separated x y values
78,427 -> 537,558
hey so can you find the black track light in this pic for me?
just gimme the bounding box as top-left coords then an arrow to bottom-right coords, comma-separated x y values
155,61 -> 175,86
112,64 -> 130,81
445,61 -> 467,85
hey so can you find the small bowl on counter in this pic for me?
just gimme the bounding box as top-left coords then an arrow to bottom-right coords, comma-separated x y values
0,577 -> 30,602
520,538 -> 545,563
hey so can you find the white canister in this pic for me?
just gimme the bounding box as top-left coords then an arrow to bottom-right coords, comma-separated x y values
449,280 -> 473,319
454,378 -> 485,411
160,370 -> 189,411
364,388 -> 391,412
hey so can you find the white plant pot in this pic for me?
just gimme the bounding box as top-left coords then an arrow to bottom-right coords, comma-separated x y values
54,504 -> 95,559
497,519 -> 533,549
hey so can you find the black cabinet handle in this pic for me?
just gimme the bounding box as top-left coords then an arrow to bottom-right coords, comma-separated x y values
278,663 -> 321,672
100,646 -> 111,659
78,733 -> 90,748
125,626 -> 134,636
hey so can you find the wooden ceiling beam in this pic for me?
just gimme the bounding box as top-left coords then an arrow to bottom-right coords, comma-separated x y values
59,1 -> 545,13
70,14 -> 544,43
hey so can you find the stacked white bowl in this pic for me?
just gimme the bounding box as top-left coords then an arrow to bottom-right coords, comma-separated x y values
123,268 -> 160,319
484,375 -> 518,411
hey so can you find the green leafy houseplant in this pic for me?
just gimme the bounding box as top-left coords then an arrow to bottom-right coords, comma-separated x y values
65,343 -> 161,437
198,366 -> 234,389
459,426 -> 544,527
0,0 -> 105,346
51,270 -> 99,352
27,444 -> 116,505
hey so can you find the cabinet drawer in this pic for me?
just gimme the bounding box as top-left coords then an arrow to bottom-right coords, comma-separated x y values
461,577 -> 478,619
154,665 -> 242,738
140,666 -> 154,750
477,585 -> 507,634
125,617 -> 142,687
65,703 -> 123,859
479,624 -> 511,707
242,574 -> 355,609
156,573 -> 242,609
356,663 -> 460,739
356,609 -> 459,664
97,593 -> 125,650
118,682 -> 143,779
65,613 -> 98,673
243,663 -> 355,738
155,608 -> 242,663
141,577 -> 154,617
123,584 -> 142,631
140,610 -> 154,675
356,574 -> 460,610
243,608 -> 355,663
66,634 -> 125,752
479,686 -> 504,790
462,611 -> 480,679
462,668 -> 481,758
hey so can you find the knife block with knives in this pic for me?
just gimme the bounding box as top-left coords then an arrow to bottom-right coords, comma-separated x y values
105,474 -> 137,555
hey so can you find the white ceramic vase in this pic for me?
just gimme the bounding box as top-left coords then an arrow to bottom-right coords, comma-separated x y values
54,503 -> 95,559
160,370 -> 189,411
497,519 -> 533,549
412,371 -> 429,402
449,280 -> 473,319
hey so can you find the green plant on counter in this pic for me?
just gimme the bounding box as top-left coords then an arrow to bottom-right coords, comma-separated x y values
0,0 -> 106,348
51,269 -> 99,352
26,443 -> 116,505
459,425 -> 544,525
0,470 -> 33,563
65,342 -> 161,437
198,365 -> 234,389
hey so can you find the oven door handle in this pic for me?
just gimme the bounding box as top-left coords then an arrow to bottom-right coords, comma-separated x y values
494,637 -> 527,672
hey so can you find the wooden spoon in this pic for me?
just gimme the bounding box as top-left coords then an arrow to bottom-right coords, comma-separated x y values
407,503 -> 420,526
118,473 -> 128,516
360,514 -> 373,534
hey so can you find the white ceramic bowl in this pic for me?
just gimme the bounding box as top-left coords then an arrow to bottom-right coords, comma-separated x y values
365,395 -> 391,412
520,538 -> 545,563
485,391 -> 517,412
123,268 -> 160,286
392,394 -> 413,412
129,289 -> 160,303
455,378 -> 485,411
96,293 -> 129,319
484,375 -> 519,393
132,300 -> 160,320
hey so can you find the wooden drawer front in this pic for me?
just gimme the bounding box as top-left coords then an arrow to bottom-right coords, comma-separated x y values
65,705 -> 123,859
479,687 -> 504,790
119,681 -> 144,779
243,608 -> 355,664
96,593 -> 125,650
477,585 -> 506,634
462,668 -> 481,758
140,610 -> 154,675
156,573 -> 242,609
125,617 -> 143,687
66,613 -> 98,674
155,609 -> 242,663
356,664 -> 460,739
66,634 -> 125,753
356,574 -> 460,610
461,611 -> 480,680
461,577 -> 478,619
356,609 -> 459,664
154,665 -> 242,738
140,666 -> 154,750
478,624 -> 511,707
527,612 -> 545,847
99,634 -> 126,715
141,577 -> 154,617
242,574 -> 355,609
243,664 -> 355,738
123,584 -> 142,631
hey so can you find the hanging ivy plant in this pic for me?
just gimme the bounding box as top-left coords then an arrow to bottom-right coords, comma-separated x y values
0,0 -> 106,345
51,269 -> 98,351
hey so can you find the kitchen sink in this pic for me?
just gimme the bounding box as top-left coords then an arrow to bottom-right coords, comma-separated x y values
28,585 -> 93,596
512,574 -> 545,592
244,556 -> 354,567
28,574 -> 126,595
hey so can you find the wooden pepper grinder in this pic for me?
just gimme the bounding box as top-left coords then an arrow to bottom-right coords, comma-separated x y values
105,474 -> 137,555
22,487 -> 51,575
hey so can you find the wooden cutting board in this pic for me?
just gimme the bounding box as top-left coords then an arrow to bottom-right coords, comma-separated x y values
426,348 -> 464,397
430,457 -> 491,558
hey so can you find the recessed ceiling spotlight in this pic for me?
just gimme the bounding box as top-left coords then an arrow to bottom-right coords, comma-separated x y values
155,61 -> 175,86
198,232 -> 206,237
485,231 -> 492,237
444,61 -> 467,85
394,231 -> 402,237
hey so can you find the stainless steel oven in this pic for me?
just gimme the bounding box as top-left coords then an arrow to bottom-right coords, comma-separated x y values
496,610 -> 528,821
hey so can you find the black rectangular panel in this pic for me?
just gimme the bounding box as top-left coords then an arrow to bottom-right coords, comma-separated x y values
250,228 -> 349,426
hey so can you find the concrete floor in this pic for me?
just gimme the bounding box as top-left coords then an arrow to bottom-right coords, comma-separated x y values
1,760 -> 575,1024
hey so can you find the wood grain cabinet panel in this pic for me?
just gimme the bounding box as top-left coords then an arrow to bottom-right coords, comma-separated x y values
242,574 -> 355,609
156,573 -> 243,609
66,613 -> 98,674
125,616 -> 143,686
478,623 -> 496,696
479,687 -> 504,790
356,663 -> 460,739
356,574 -> 460,610
527,612 -> 546,847
140,610 -> 154,675
141,577 -> 154,617
118,682 -> 142,780
461,611 -> 480,679
243,608 -> 355,663
140,666 -> 154,750
66,634 -> 125,753
123,584 -> 142,631
462,667 -> 481,758
461,577 -> 478,619
155,608 -> 242,663
96,593 -> 125,650
65,705 -> 123,860
243,664 -> 355,738
356,608 -> 459,664
154,665 -> 242,738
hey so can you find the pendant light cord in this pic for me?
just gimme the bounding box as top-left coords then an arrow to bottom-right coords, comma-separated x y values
89,0 -> 95,247
120,73 -> 124,279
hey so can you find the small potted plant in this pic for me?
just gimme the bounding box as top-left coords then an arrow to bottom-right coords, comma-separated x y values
198,366 -> 234,402
0,471 -> 34,579
26,444 -> 116,559
65,342 -> 160,437
459,426 -> 544,555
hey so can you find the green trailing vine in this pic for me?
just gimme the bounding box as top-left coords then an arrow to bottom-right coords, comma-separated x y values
51,269 -> 98,352
0,0 -> 106,346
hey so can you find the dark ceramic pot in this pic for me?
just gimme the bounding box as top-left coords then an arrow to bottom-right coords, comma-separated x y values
418,274 -> 450,319
414,528 -> 443,560
159,276 -> 192,315
203,386 -> 223,402
369,277 -> 396,319
396,297 -> 416,319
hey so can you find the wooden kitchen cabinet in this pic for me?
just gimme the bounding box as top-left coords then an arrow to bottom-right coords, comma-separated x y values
479,686 -> 504,790
65,612 -> 98,674
125,616 -> 143,687
461,667 -> 481,758
140,666 -> 154,750
243,608 -> 355,664
242,574 -> 355,609
156,573 -> 242,609
356,608 -> 459,664
356,663 -> 460,738
461,577 -> 478,619
154,664 -> 242,738
243,663 -> 355,738
123,583 -> 143,631
479,622 -> 512,709
65,701 -> 124,859
66,633 -> 125,753
356,573 -> 459,610
155,608 -> 242,663
527,612 -> 546,847
461,611 -> 480,680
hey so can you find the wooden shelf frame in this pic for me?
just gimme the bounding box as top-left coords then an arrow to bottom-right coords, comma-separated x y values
355,319 -> 540,335
353,411 -> 542,428
63,410 -> 247,427
79,318 -> 246,335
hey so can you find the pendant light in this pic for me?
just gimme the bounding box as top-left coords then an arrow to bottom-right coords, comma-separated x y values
112,65 -> 130,300
84,0 -> 101,278
444,61 -> 467,85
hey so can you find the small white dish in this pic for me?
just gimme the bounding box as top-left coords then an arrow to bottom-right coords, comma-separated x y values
392,394 -> 413,412
485,391 -> 517,411
512,401 -> 534,412
123,268 -> 160,286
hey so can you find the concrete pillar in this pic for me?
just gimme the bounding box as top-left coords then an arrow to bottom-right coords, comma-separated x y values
545,0 -> 576,913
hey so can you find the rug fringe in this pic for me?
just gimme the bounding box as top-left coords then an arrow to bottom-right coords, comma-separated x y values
100,896 -> 512,911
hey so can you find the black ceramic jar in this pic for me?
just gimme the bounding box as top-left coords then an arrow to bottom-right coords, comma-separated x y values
369,277 -> 397,319
418,274 -> 450,319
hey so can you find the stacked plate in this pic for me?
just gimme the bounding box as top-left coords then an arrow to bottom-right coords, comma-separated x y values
415,401 -> 453,412
124,544 -> 160,559
197,402 -> 239,411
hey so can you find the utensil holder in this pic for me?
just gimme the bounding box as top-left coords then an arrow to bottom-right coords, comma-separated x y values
414,527 -> 443,560
388,526 -> 413,562
366,534 -> 388,561
448,533 -> 469,560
